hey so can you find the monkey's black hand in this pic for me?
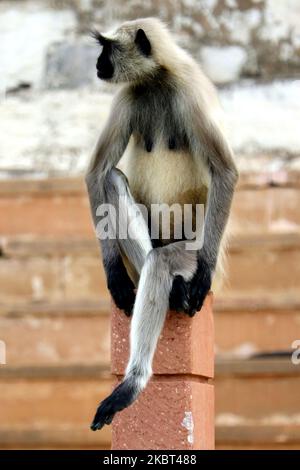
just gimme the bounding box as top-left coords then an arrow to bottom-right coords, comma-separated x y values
186,255 -> 212,316
105,257 -> 136,316
169,256 -> 212,317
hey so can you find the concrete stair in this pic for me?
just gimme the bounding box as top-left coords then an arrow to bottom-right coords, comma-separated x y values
216,358 -> 300,449
0,354 -> 299,449
1,233 -> 300,305
0,172 -> 300,449
1,298 -> 300,449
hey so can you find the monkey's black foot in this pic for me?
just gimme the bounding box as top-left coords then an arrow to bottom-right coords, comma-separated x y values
107,275 -> 136,316
105,255 -> 136,316
90,379 -> 137,431
110,284 -> 135,317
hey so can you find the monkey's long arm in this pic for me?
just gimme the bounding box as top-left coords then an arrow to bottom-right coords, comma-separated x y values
196,120 -> 238,270
170,104 -> 238,315
85,92 -> 142,315
188,107 -> 238,311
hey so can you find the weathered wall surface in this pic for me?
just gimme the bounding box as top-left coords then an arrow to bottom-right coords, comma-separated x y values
0,0 -> 299,177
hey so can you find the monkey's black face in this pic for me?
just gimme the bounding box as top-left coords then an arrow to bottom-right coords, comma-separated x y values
93,28 -> 156,84
96,43 -> 114,80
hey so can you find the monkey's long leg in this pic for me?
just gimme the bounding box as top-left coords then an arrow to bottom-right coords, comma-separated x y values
105,167 -> 152,273
87,165 -> 152,315
85,91 -> 139,315
91,241 -> 197,430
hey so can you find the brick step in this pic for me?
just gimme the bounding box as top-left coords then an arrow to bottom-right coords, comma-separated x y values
215,296 -> 300,357
216,425 -> 300,450
224,232 -> 300,297
0,302 -> 110,367
0,366 -> 111,449
3,232 -> 300,256
0,359 -> 299,449
1,295 -> 299,368
215,358 -> 300,448
0,424 -> 298,450
0,174 -> 299,238
0,250 -> 109,304
1,232 -> 300,304
0,426 -> 107,450
0,178 -> 91,238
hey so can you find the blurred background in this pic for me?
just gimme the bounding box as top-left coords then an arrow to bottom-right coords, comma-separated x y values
0,0 -> 300,450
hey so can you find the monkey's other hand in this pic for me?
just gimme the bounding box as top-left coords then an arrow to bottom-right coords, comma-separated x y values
187,255 -> 212,316
106,262 -> 136,317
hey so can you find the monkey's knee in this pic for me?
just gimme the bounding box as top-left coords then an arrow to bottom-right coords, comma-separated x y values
109,167 -> 130,195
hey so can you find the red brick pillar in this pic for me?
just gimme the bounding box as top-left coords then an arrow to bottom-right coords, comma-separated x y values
111,293 -> 215,450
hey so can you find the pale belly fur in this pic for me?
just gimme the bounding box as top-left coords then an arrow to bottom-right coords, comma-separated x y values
118,138 -> 225,291
120,139 -> 211,210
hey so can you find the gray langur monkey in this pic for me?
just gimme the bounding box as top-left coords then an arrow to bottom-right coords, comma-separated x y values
86,18 -> 238,430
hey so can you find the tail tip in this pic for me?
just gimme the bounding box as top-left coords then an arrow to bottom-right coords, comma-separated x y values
90,401 -> 115,431
90,378 -> 138,431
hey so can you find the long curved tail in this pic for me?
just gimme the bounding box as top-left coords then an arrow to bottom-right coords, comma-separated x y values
91,249 -> 172,430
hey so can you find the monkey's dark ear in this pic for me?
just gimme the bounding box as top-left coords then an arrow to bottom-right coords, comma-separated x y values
135,29 -> 151,56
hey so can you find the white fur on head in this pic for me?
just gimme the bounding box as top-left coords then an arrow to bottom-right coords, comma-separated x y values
119,18 -> 193,73
98,17 -> 194,84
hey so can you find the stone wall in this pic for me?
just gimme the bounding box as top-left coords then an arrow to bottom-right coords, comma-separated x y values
0,0 -> 299,177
